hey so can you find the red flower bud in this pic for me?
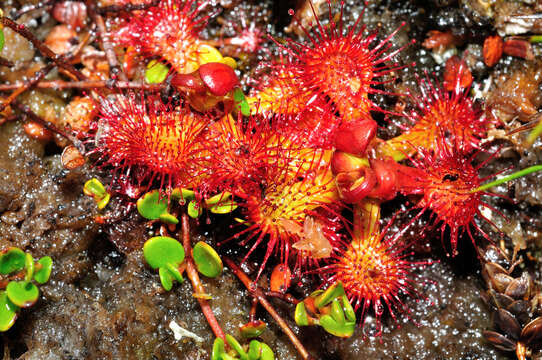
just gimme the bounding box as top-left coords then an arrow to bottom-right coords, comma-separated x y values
170,73 -> 206,93
368,159 -> 397,200
331,151 -> 368,175
198,62 -> 239,96
335,167 -> 376,204
334,118 -> 377,156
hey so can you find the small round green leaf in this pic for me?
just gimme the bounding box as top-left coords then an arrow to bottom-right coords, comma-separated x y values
159,212 -> 179,224
294,302 -> 309,326
143,236 -> 185,269
83,178 -> 106,197
165,262 -> 184,284
159,267 -> 173,291
211,337 -> 226,360
330,298 -> 345,324
259,343 -> 275,360
6,281 -> 39,308
137,190 -> 175,222
341,295 -> 356,322
240,320 -> 266,339
0,291 -> 18,332
187,200 -> 202,218
193,242 -> 223,278
315,281 -> 345,309
248,340 -> 262,360
209,200 -> 238,214
226,334 -> 247,360
0,248 -> 26,275
319,314 -> 355,338
145,60 -> 169,84
34,256 -> 53,284
24,253 -> 34,282
96,192 -> 111,210
0,27 -> 5,53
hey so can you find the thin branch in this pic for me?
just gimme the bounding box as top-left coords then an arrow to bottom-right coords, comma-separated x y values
0,57 -> 14,67
1,16 -> 87,81
181,213 -> 226,342
12,100 -> 83,152
1,63 -> 55,112
223,257 -> 313,360
86,0 -> 128,82
0,80 -> 164,91
98,0 -> 160,14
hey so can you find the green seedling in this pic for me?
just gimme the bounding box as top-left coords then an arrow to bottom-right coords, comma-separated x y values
145,60 -> 169,84
193,242 -> 223,278
212,335 -> 275,360
143,236 -> 185,290
137,190 -> 178,224
0,10 -> 4,52
83,178 -> 111,210
294,281 -> 356,338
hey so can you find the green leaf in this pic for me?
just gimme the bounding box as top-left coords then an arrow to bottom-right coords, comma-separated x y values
0,27 -> 4,54
0,248 -> 26,275
158,212 -> 179,225
294,302 -> 309,326
187,200 -> 202,218
233,88 -> 250,116
137,190 -> 177,223
6,281 -> 39,308
205,192 -> 231,206
193,242 -> 223,278
259,343 -> 274,360
248,340 -> 262,360
315,281 -> 345,309
226,334 -> 248,360
145,60 -> 169,84
159,267 -> 173,291
143,236 -> 185,269
341,295 -> 356,322
96,192 -> 111,210
330,298 -> 345,324
240,320 -> 266,339
0,291 -> 18,332
165,262 -> 184,284
24,253 -> 34,282
83,178 -> 106,197
212,337 -> 226,360
319,314 -> 355,338
209,199 -> 238,214
171,188 -> 195,202
33,256 -> 53,284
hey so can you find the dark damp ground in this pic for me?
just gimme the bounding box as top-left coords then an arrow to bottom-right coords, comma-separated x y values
1,0 -> 541,359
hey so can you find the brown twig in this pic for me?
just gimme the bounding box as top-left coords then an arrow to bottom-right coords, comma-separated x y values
0,80 -> 164,91
1,63 -> 56,112
98,0 -> 160,14
86,0 -> 128,82
181,213 -> 226,342
0,57 -> 14,67
223,257 -> 313,360
1,16 -> 87,81
12,100 -> 83,151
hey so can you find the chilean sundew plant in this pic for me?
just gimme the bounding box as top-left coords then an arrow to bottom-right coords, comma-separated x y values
114,0 -> 212,74
320,200 -> 432,336
94,93 -> 209,191
382,75 -> 489,161
231,147 -> 341,277
268,1 -> 410,121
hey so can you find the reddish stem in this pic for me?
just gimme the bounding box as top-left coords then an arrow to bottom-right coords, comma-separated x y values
223,256 -> 313,360
0,80 -> 164,91
181,213 -> 225,341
